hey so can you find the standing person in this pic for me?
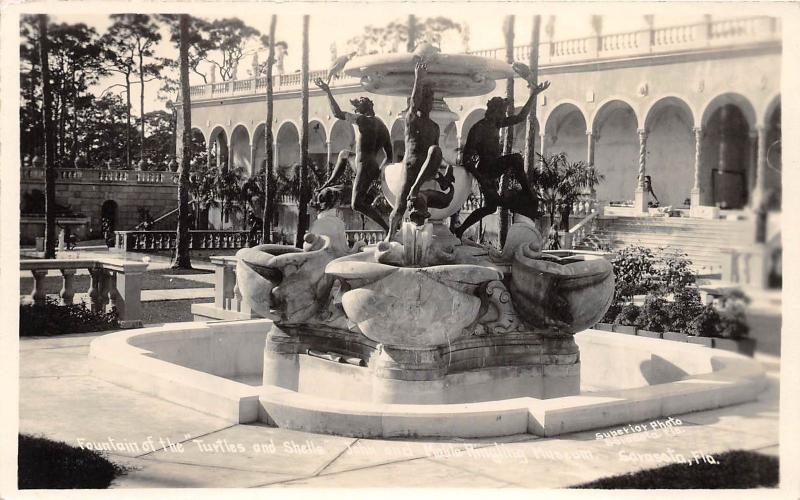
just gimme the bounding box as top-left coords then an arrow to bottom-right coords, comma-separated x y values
453,77 -> 550,239
385,61 -> 445,241
314,78 -> 392,231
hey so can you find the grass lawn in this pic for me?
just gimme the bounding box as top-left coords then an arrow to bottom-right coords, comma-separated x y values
18,434 -> 126,489
141,298 -> 209,324
572,450 -> 778,489
20,268 -> 212,296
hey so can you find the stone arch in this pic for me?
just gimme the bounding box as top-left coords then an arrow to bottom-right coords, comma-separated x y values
701,93 -> 757,130
101,200 -> 118,234
329,119 -> 356,159
643,96 -> 696,207
251,122 -> 267,174
230,124 -> 251,174
764,95 -> 781,209
544,102 -> 588,166
276,121 -> 300,170
189,128 -> 208,169
591,99 -> 639,204
308,120 -> 328,170
208,125 -> 228,169
702,101 -> 753,209
390,118 -> 405,163
459,107 -> 486,147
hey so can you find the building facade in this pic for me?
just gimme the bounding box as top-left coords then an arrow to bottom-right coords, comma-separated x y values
180,15 -> 782,223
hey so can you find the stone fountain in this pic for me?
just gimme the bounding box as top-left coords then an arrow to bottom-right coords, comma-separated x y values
237,48 -> 615,406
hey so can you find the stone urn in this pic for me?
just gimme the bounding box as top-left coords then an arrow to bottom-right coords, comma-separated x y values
510,245 -> 614,335
326,246 -> 502,348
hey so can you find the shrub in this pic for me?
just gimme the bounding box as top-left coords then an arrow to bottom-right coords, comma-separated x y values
18,434 -> 126,489
610,246 -> 659,300
20,298 -> 119,337
717,300 -> 750,340
688,304 -> 721,337
657,251 -> 696,295
638,294 -> 671,333
615,303 -> 641,327
668,288 -> 704,334
601,302 -> 621,324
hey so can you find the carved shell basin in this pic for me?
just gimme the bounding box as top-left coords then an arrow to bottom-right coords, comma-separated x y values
510,247 -> 615,335
381,162 -> 473,221
343,53 -> 515,97
326,249 -> 502,348
236,244 -> 303,319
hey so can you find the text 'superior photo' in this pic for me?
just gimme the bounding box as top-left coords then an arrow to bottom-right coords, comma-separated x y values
12,4 -> 784,493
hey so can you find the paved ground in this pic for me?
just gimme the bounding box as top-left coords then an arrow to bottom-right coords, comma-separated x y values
18,330 -> 780,489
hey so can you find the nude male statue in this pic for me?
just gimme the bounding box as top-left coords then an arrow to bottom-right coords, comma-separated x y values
452,78 -> 551,239
385,61 -> 447,242
314,78 -> 393,231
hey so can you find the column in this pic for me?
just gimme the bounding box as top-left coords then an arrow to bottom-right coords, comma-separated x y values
633,128 -> 648,213
690,126 -> 703,210
113,262 -> 147,328
586,131 -> 596,208
325,141 -> 332,168
539,132 -> 547,158
207,142 -> 213,170
751,125 -> 768,209
747,129 -> 758,203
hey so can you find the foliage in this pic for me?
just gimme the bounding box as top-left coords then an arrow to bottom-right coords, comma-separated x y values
601,301 -> 621,324
532,152 -> 603,231
346,16 -> 463,55
688,304 -> 721,338
668,288 -> 704,334
615,303 -> 641,327
716,293 -> 751,340
638,294 -> 671,333
609,246 -> 659,301
659,251 -> 696,295
203,18 -> 261,81
572,450 -> 778,489
18,434 -> 126,489
19,298 -> 119,337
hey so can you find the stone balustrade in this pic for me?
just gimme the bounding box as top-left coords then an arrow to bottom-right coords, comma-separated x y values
344,229 -> 385,247
22,166 -> 179,185
20,258 -> 149,328
115,230 -> 260,252
566,211 -> 601,250
186,16 -> 780,101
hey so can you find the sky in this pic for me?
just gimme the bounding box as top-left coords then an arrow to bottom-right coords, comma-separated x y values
44,3 -> 778,118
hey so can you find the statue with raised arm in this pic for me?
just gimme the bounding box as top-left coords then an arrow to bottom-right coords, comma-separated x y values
314,78 -> 393,231
452,76 -> 551,240
385,61 -> 448,241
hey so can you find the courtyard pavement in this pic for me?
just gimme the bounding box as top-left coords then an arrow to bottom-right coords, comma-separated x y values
18,330 -> 780,489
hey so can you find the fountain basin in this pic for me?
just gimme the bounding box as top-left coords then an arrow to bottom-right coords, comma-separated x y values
344,52 -> 516,97
326,249 -> 502,348
89,320 -> 766,437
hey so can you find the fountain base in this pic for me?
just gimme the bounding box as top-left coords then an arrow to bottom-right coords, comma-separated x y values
262,323 -> 579,404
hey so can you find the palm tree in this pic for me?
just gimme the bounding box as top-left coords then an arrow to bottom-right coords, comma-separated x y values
261,15 -> 277,244
209,164 -> 245,228
499,15 -> 515,247
39,15 -> 57,259
533,152 -> 603,238
187,161 -> 216,228
524,16 -> 541,185
172,14 -> 193,268
295,15 -> 310,248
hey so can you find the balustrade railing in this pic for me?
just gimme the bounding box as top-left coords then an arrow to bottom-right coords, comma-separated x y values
115,230 -> 260,252
344,229 -> 385,247
22,167 -> 178,185
186,16 -> 780,101
21,258 -> 149,328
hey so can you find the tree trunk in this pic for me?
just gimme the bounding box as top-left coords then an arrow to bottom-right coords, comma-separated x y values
499,15 -> 515,247
139,50 -> 146,163
524,16 -> 541,187
125,72 -> 132,169
58,82 -> 66,167
70,71 -> 78,167
295,15 -> 310,248
172,14 -> 193,269
407,15 -> 417,52
39,15 -> 57,259
262,15 -> 277,244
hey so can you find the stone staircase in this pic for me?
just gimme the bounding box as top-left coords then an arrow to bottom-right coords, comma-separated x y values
575,215 -> 756,275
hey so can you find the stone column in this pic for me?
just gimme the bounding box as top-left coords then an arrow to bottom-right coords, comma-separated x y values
747,129 -> 758,197
59,269 -> 76,306
114,263 -> 147,328
207,142 -> 213,170
751,125 -> 768,209
539,132 -> 547,158
325,141 -> 332,168
586,131 -> 597,203
633,128 -> 648,213
690,126 -> 703,210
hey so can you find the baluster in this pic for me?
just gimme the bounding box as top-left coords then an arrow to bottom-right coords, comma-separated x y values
107,271 -> 121,311
59,269 -> 76,305
87,267 -> 104,312
30,270 -> 48,306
